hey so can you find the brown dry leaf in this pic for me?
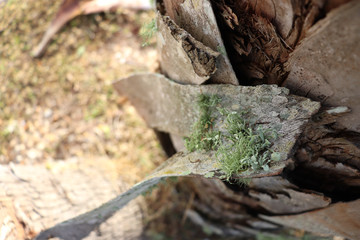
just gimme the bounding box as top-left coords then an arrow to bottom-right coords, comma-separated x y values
32,0 -> 152,57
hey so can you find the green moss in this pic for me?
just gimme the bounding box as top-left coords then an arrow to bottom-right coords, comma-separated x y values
184,94 -> 221,152
185,94 -> 279,181
216,109 -> 278,180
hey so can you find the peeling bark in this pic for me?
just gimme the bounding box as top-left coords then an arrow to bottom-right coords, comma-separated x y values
162,0 -> 239,85
157,14 -> 220,84
260,199 -> 360,239
284,0 -> 360,132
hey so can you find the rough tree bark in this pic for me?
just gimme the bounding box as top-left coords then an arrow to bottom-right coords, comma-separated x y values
0,162 -> 144,240
154,0 -> 360,239
28,0 -> 359,239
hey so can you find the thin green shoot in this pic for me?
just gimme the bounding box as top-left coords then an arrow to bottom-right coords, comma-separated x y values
184,94 -> 221,152
140,18 -> 157,47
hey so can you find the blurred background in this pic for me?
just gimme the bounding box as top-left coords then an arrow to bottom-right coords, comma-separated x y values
0,0 -> 164,183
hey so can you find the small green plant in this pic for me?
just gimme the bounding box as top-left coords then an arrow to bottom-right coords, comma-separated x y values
85,100 -> 106,120
184,94 -> 221,152
217,109 -> 278,180
140,18 -> 157,46
185,94 -> 279,181
217,45 -> 227,56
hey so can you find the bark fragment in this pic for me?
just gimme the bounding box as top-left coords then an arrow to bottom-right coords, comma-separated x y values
157,14 -> 220,84
283,0 -> 360,132
260,199 -> 360,239
162,0 -> 239,85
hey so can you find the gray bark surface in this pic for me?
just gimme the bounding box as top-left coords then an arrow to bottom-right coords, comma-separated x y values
114,73 -> 320,164
0,162 -> 143,240
163,0 -> 239,85
284,0 -> 360,132
157,14 -> 220,84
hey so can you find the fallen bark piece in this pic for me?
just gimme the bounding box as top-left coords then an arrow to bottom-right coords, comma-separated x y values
32,0 -> 152,58
283,0 -> 360,132
162,0 -> 239,85
0,162 -> 143,240
260,199 -> 360,240
157,14 -> 220,84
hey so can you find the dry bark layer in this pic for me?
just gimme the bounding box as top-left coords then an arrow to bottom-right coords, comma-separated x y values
155,1 -> 360,239
0,162 -> 144,240
32,72 -> 320,239
161,0 -> 239,85
284,0 -> 360,132
157,14 -> 220,84
114,73 -> 320,165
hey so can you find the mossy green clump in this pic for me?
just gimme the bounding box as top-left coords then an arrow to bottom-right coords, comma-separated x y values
185,94 -> 279,181
184,94 -> 221,152
216,109 -> 278,180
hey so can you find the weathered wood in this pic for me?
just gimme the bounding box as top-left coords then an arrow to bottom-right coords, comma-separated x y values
260,199 -> 360,239
157,14 -> 220,84
34,70 -> 321,239
0,162 -> 144,240
155,0 -> 360,239
114,73 -> 320,164
162,0 -> 239,85
283,0 -> 360,132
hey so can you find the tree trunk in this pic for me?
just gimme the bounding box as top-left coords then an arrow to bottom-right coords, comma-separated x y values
156,0 -> 360,239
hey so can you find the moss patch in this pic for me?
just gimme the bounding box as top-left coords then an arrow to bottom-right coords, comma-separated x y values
216,109 -> 278,179
185,94 -> 279,180
184,94 -> 221,152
